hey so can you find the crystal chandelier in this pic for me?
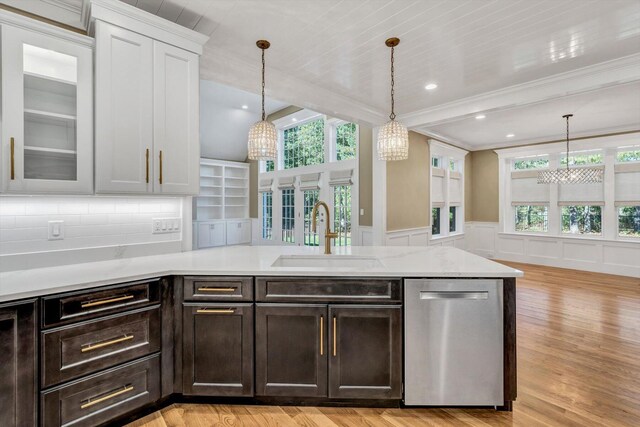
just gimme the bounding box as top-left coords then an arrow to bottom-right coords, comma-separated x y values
537,114 -> 603,184
377,37 -> 409,161
247,40 -> 277,161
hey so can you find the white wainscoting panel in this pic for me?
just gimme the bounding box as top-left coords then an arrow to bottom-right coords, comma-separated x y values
359,226 -> 373,246
385,227 -> 430,246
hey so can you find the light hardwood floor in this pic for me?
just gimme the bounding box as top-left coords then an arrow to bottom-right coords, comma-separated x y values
128,262 -> 640,427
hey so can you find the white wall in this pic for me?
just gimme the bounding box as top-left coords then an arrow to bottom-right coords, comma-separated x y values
0,196 -> 185,271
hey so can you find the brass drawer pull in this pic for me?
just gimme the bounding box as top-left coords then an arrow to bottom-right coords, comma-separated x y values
333,317 -> 337,357
81,334 -> 134,353
10,137 -> 15,180
145,148 -> 149,183
81,294 -> 134,309
198,287 -> 236,292
80,385 -> 134,409
159,150 -> 163,184
320,316 -> 324,356
196,308 -> 235,314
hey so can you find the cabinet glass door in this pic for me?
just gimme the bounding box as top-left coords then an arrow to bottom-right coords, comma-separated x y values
22,44 -> 78,181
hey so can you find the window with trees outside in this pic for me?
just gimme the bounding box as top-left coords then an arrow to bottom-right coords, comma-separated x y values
515,205 -> 548,232
283,119 -> 325,169
514,156 -> 549,170
561,205 -> 602,235
449,206 -> 457,232
333,185 -> 352,246
261,192 -> 272,240
561,151 -> 602,166
619,206 -> 640,237
303,190 -> 320,246
336,122 -> 357,161
617,150 -> 640,162
432,207 -> 441,236
281,189 -> 295,243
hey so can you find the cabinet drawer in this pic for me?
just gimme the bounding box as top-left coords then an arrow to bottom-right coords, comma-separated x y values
256,277 -> 402,303
41,306 -> 161,388
41,355 -> 160,427
184,276 -> 253,302
42,279 -> 160,328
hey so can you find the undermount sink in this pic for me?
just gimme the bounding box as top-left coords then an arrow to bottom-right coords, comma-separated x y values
271,255 -> 384,269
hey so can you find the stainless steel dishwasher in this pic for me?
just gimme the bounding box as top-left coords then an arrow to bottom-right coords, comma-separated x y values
404,279 -> 504,406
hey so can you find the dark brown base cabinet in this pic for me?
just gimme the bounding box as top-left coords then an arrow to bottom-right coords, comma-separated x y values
0,299 -> 37,427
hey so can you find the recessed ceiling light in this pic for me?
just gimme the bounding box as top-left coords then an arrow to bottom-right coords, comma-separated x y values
506,133 -> 515,138
424,83 -> 438,90
292,118 -> 298,122
241,105 -> 248,110
475,114 -> 486,120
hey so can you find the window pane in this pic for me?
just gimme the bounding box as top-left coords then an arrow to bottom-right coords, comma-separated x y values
515,205 -> 548,232
618,206 -> 640,237
265,160 -> 274,172
284,119 -> 324,169
561,206 -> 602,235
281,189 -> 295,243
261,192 -> 272,240
449,160 -> 457,172
449,206 -> 457,233
303,189 -> 320,246
560,152 -> 602,166
432,207 -> 440,235
617,150 -> 640,162
514,157 -> 549,170
336,122 -> 357,161
432,157 -> 439,168
333,185 -> 352,246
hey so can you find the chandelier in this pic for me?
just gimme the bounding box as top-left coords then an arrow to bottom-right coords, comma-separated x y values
537,114 -> 603,184
247,40 -> 277,161
377,37 -> 409,161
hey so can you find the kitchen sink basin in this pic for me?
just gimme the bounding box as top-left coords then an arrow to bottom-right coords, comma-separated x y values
271,255 -> 384,269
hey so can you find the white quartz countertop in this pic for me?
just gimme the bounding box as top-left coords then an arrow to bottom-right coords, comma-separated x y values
0,245 -> 522,302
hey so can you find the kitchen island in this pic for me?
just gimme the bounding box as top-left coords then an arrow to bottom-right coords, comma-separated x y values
0,246 -> 521,427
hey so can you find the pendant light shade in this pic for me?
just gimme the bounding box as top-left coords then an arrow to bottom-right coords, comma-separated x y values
377,37 -> 409,161
248,40 -> 277,161
537,114 -> 604,184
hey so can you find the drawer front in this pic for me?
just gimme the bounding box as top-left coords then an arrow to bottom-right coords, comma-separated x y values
42,279 -> 160,328
184,276 -> 253,302
41,306 -> 161,388
41,355 -> 160,427
256,277 -> 402,303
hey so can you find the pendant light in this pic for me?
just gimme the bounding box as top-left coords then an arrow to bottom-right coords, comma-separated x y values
537,114 -> 603,184
377,37 -> 409,161
247,40 -> 278,161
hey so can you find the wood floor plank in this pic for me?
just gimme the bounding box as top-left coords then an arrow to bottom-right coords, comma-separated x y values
127,262 -> 640,427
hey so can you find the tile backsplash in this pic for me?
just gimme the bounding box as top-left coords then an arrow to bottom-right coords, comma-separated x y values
0,196 -> 183,256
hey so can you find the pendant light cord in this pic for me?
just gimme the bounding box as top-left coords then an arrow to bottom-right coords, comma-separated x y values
261,48 -> 266,121
565,115 -> 570,170
390,45 -> 396,121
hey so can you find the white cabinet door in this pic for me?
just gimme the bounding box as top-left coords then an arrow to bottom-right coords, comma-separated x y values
226,220 -> 251,245
95,21 -> 153,194
153,41 -> 199,195
1,24 -> 93,194
197,221 -> 226,248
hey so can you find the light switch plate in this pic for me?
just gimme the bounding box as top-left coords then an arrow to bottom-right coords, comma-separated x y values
48,220 -> 64,240
152,218 -> 181,234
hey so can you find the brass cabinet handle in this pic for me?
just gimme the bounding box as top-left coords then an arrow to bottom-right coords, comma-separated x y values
197,287 -> 236,292
196,308 -> 235,314
333,317 -> 337,357
320,316 -> 324,356
145,148 -> 149,183
81,294 -> 134,309
10,137 -> 15,180
159,150 -> 163,184
81,334 -> 134,353
80,385 -> 134,409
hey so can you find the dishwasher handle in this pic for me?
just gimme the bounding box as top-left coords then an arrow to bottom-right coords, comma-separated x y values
419,291 -> 489,300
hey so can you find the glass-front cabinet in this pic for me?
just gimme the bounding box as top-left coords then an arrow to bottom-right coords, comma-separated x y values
1,23 -> 93,193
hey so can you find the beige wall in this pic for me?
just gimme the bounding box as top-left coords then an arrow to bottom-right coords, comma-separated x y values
358,124 -> 373,226
386,131 -> 430,231
465,154 -> 473,221
467,150 -> 499,222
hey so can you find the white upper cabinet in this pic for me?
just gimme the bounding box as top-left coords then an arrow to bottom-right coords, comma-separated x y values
152,41 -> 199,194
92,0 -> 207,195
0,20 -> 93,194
94,21 -> 153,194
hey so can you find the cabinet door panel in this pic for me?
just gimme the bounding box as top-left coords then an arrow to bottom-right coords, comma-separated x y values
256,304 -> 327,397
153,41 -> 199,195
182,303 -> 253,396
0,300 -> 37,427
95,21 -> 153,193
328,305 -> 402,399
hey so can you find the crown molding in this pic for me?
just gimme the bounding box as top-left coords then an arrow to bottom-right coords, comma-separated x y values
399,53 -> 640,129
410,128 -> 473,152
89,0 -> 209,54
0,7 -> 93,46
200,45 -> 389,127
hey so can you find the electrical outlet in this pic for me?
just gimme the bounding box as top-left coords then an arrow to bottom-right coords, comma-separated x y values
152,218 -> 181,234
48,220 -> 64,240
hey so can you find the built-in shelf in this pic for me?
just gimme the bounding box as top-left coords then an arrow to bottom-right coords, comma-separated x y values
24,71 -> 76,87
24,108 -> 77,122
24,146 -> 77,156
194,158 -> 250,221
